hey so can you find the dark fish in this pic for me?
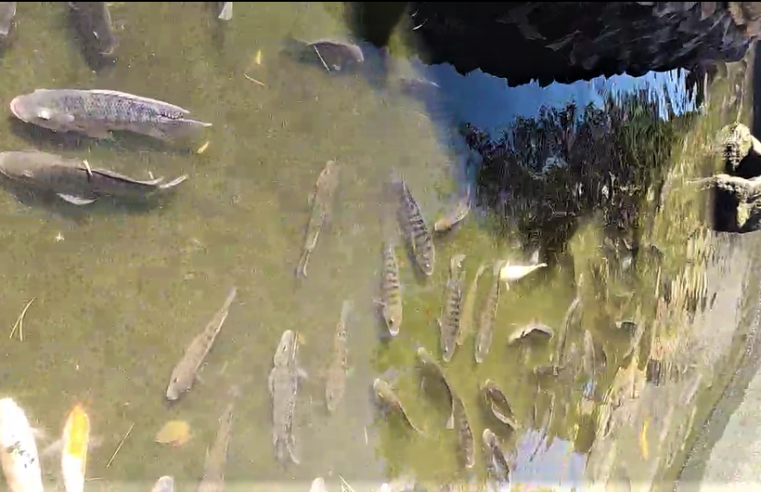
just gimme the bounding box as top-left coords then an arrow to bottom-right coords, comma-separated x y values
474,262 -> 502,363
0,151 -> 187,206
416,347 -> 456,429
482,429 -> 512,483
10,89 -> 212,142
325,300 -> 352,413
296,160 -> 340,279
481,380 -> 518,430
215,2 -> 232,20
373,378 -> 424,434
396,177 -> 435,276
439,254 -> 465,361
285,37 -> 364,73
197,392 -> 236,492
506,322 -> 554,345
0,2 -> 16,38
68,3 -> 117,59
453,395 -> 474,469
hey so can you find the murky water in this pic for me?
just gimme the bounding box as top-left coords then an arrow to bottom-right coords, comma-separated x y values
0,3 -> 751,492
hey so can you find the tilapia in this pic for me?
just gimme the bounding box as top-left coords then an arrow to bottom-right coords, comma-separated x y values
439,254 -> 466,361
9,89 -> 212,142
0,2 -> 15,38
269,330 -> 307,465
197,395 -> 236,492
416,347 -> 456,429
499,261 -> 547,289
68,3 -> 117,59
296,160 -> 340,279
377,240 -> 403,336
373,378 -> 423,434
0,398 -> 43,492
474,262 -> 502,364
433,187 -> 471,233
481,380 -> 518,430
326,300 -> 352,413
453,395 -> 474,469
150,477 -> 174,492
397,178 -> 435,276
285,38 -> 364,73
166,287 -> 237,401
0,151 -> 187,206
456,262 -> 486,346
482,429 -> 511,482
506,322 -> 554,345
215,2 -> 233,21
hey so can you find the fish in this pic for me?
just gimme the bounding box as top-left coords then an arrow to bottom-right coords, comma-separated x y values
9,89 -> 212,142
439,254 -> 466,361
0,151 -> 187,206
376,240 -> 403,336
506,322 -> 554,345
481,380 -> 518,430
0,2 -> 15,38
416,346 -> 456,429
326,300 -> 352,413
166,287 -> 237,401
269,330 -> 307,465
452,395 -> 474,469
457,262 -> 486,346
482,429 -> 511,482
397,178 -> 435,276
498,261 -> 547,289
197,393 -> 236,492
68,3 -> 117,59
433,187 -> 471,233
0,398 -> 43,492
296,160 -> 340,279
474,262 -> 502,363
372,378 -> 424,434
215,2 -> 233,21
309,478 -> 327,492
61,404 -> 90,492
285,38 -> 364,73
150,477 -> 174,492
582,330 -> 597,380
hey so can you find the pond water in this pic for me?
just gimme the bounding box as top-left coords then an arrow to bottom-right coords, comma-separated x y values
0,3 -> 749,492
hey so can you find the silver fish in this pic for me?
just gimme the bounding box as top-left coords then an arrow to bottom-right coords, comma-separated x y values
326,300 -> 352,413
482,429 -> 511,482
373,378 -> 424,434
377,240 -> 403,336
453,395 -> 474,469
166,287 -> 237,401
215,2 -> 232,20
9,89 -> 211,142
457,262 -> 486,346
68,3 -> 117,57
309,478 -> 327,492
0,2 -> 15,38
433,187 -> 471,233
269,330 -> 307,465
150,477 -> 174,492
439,254 -> 466,361
506,322 -> 554,345
296,160 -> 340,279
416,347 -> 456,429
481,380 -> 518,430
397,178 -> 435,276
474,262 -> 502,363
582,330 -> 597,380
0,151 -> 187,206
197,394 -> 236,492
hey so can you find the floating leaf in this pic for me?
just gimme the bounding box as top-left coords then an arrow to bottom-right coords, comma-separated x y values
154,420 -> 190,447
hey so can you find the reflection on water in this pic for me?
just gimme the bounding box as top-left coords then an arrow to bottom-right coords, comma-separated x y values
0,2 -> 750,492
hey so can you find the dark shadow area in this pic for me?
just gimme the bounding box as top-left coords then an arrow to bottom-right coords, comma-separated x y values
344,2 -> 409,50
66,2 -> 118,72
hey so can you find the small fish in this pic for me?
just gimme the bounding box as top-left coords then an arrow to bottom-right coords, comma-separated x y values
166,287 -> 237,401
439,254 -> 466,361
326,300 -> 352,413
296,160 -> 340,279
286,38 -> 364,73
215,2 -> 232,21
452,395 -> 474,469
61,404 -> 90,492
309,478 -> 327,492
582,330 -> 597,380
376,241 -> 403,336
372,378 -> 423,434
499,261 -> 547,288
197,394 -> 236,492
506,322 -> 554,345
481,380 -> 518,430
475,262 -> 502,363
457,262 -> 486,346
397,178 -> 435,276
0,398 -> 43,492
150,477 -> 174,492
269,330 -> 307,465
0,151 -> 187,206
433,188 -> 471,233
0,2 -> 16,38
68,3 -> 117,60
9,89 -> 211,142
416,347 -> 456,429
483,429 -> 512,483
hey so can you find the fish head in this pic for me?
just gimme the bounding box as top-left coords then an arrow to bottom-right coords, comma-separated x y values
273,330 -> 296,366
166,367 -> 192,401
150,476 -> 175,492
10,90 -> 70,128
382,305 -> 401,337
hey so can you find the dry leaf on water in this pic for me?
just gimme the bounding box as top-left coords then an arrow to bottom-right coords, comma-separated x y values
154,420 -> 190,447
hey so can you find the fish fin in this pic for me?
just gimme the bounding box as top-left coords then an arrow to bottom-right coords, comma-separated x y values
218,2 -> 233,20
372,297 -> 386,308
297,367 -> 309,380
529,249 -> 540,265
195,372 -> 205,384
57,193 -> 96,205
158,175 -> 188,190
81,127 -> 113,140
267,369 -> 274,396
87,90 -> 191,115
446,412 -> 455,430
287,434 -> 301,465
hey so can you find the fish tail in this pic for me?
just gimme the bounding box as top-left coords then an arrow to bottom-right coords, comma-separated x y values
218,2 -> 233,20
296,249 -> 311,279
158,175 -> 188,190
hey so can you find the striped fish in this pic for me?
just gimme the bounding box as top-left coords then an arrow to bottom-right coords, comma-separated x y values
439,254 -> 466,362
397,179 -> 435,277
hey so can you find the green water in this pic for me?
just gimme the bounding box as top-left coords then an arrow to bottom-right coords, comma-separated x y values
0,2 -> 748,492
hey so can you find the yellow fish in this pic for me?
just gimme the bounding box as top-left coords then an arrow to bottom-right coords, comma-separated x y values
61,404 -> 90,492
639,417 -> 649,460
